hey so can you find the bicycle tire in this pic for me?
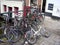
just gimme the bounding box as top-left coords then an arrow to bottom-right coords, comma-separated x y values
6,29 -> 21,43
25,30 -> 37,44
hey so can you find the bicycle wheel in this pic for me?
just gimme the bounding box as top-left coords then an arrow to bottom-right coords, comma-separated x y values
25,30 -> 37,44
6,29 -> 21,43
22,40 -> 31,45
0,28 -> 8,43
40,27 -> 50,38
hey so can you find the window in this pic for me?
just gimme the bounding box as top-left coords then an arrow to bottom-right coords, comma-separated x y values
31,0 -> 33,3
14,7 -> 19,15
31,0 -> 37,5
33,0 -> 37,4
3,5 -> 7,12
48,3 -> 53,11
8,7 -> 12,18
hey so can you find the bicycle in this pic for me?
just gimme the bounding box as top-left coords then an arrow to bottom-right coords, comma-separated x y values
24,11 -> 50,45
25,24 -> 50,44
0,14 -> 19,43
5,16 -> 31,43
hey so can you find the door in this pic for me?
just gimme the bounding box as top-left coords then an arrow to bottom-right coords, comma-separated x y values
42,0 -> 46,12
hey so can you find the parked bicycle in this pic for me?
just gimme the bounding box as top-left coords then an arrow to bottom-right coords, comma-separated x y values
0,9 -> 50,45
23,8 -> 50,45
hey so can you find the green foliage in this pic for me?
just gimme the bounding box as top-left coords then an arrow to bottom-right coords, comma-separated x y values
0,29 -> 3,35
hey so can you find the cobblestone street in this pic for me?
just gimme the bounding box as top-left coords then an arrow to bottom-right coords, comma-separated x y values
35,16 -> 60,45
0,16 -> 60,45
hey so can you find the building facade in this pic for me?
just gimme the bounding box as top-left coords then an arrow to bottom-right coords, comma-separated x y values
0,0 -> 44,18
45,0 -> 60,17
0,0 -> 24,18
0,0 -> 43,12
25,0 -> 43,10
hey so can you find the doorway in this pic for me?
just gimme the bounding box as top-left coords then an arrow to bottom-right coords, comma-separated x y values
42,0 -> 46,12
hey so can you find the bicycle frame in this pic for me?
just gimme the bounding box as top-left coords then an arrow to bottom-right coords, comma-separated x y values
30,24 -> 42,36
